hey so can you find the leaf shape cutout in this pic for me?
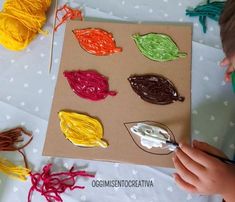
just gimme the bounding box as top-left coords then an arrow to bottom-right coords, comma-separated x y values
59,111 -> 108,148
132,33 -> 187,62
124,121 -> 176,155
128,74 -> 185,105
64,70 -> 117,101
73,28 -> 122,56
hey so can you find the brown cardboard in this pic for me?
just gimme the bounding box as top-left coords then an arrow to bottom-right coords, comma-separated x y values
43,20 -> 192,168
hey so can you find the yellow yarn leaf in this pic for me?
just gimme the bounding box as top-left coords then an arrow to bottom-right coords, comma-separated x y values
0,158 -> 30,181
59,111 -> 108,148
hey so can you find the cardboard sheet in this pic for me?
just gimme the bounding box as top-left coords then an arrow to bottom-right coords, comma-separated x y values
43,20 -> 192,168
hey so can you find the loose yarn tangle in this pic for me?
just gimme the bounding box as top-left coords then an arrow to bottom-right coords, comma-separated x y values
186,0 -> 225,33
0,127 -> 33,181
28,164 -> 95,202
0,127 -> 33,168
0,158 -> 30,181
54,4 -> 83,31
0,0 -> 51,51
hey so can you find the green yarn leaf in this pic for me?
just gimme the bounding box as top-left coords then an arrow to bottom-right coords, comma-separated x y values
132,33 -> 187,62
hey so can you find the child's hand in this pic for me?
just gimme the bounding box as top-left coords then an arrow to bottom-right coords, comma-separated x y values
172,140 -> 235,202
220,57 -> 235,82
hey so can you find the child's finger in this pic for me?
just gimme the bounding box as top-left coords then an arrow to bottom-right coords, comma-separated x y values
179,143 -> 216,167
175,148 -> 205,175
220,57 -> 230,67
193,140 -> 227,158
173,173 -> 197,193
173,154 -> 198,185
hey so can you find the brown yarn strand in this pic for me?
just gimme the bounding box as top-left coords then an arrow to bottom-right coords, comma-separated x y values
0,127 -> 33,168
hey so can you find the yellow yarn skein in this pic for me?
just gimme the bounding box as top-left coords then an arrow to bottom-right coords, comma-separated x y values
0,157 -> 30,181
0,0 -> 51,51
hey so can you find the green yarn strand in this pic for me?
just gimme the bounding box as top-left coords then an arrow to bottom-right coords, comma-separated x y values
186,0 -> 226,33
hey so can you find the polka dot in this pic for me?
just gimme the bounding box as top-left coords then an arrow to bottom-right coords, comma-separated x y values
209,26 -> 214,31
37,70 -> 42,75
6,115 -> 11,120
229,121 -> 234,127
134,5 -> 140,9
6,96 -> 12,101
35,128 -> 40,134
121,1 -> 125,5
186,193 -> 192,200
10,59 -> 15,64
131,194 -> 137,199
13,187 -> 18,192
199,56 -> 204,61
194,130 -> 200,135
51,75 -> 56,80
38,89 -> 43,94
164,13 -> 168,17
24,65 -> 29,70
167,186 -> 173,192
192,110 -> 198,115
114,186 -> 119,191
209,115 -> 215,121
199,39 -> 204,43
80,195 -> 87,201
148,8 -> 153,13
33,148 -> 38,153
64,162 -> 69,168
53,41 -> 57,46
40,53 -> 45,58
9,77 -> 14,82
163,0 -> 168,2
20,122 -> 25,126
34,106 -> 39,112
221,81 -> 226,86
132,169 -> 138,175
26,48 -> 31,53
223,101 -> 228,106
178,2 -> 182,6
203,76 -> 209,81
20,102 -> 25,106
54,58 -> 59,64
205,94 -> 211,99
213,136 -> 218,142
194,23 -> 199,27
179,18 -> 183,22
23,83 -> 29,88
229,144 -> 235,150
40,36 -> 44,40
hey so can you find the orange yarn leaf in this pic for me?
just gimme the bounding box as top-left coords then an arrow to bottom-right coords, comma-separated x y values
73,28 -> 122,56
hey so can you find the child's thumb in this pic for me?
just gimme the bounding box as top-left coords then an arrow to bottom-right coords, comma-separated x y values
192,140 -> 227,158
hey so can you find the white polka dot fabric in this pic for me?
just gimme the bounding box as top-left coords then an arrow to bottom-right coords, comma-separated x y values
0,0 -> 232,201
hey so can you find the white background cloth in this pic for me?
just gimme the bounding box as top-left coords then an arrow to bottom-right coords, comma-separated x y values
0,0 -> 234,201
